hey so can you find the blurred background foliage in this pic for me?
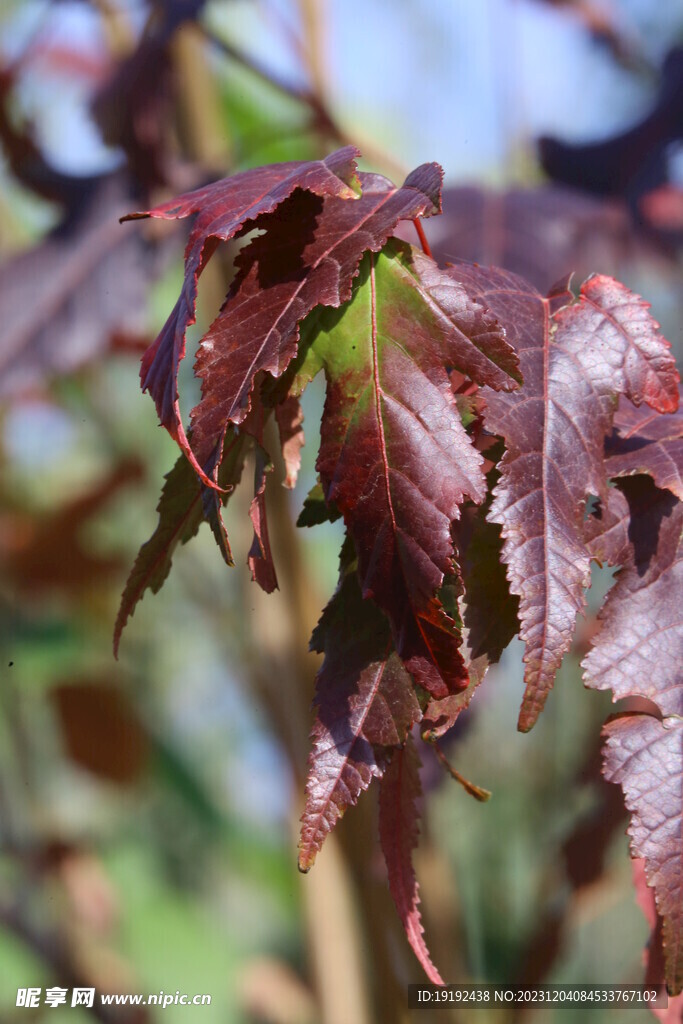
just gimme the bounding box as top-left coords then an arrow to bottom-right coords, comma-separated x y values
0,1 -> 682,1022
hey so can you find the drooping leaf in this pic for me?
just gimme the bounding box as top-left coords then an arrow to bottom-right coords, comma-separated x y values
247,445 -> 278,593
184,166 -> 445,487
602,715 -> 683,993
295,242 -> 519,700
296,481 -> 341,528
456,476 -> 520,667
123,147 -> 361,462
450,265 -> 679,730
298,541 -> 420,872
584,471 -> 683,992
605,387 -> 683,500
583,477 -> 683,716
378,734 -> 443,985
113,428 -> 249,655
424,467 -> 520,737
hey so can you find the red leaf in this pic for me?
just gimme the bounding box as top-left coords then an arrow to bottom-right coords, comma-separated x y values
449,266 -> 679,730
248,446 -> 278,594
583,478 -> 683,716
603,715 -> 683,993
185,165 -> 444,488
424,469 -> 520,737
631,859 -> 683,1019
298,544 -> 420,871
606,386 -> 683,500
585,474 -> 683,994
113,428 -> 249,655
123,148 -> 361,468
297,242 -> 518,700
378,734 -> 444,985
584,485 -> 634,568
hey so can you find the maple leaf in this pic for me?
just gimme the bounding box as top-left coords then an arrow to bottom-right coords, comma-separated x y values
583,477 -> 683,717
247,444 -> 278,593
583,473 -> 683,992
122,148 -> 361,470
424,467 -> 520,737
583,485 -> 633,568
298,541 -> 420,872
378,734 -> 444,985
184,165 -> 445,488
605,387 -> 683,500
602,715 -> 683,993
448,265 -> 679,730
293,241 -> 519,700
113,428 -> 249,655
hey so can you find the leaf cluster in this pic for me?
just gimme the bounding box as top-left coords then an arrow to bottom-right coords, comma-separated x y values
117,149 -> 682,988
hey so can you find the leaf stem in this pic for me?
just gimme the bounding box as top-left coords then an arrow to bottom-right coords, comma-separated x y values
412,218 -> 433,259
431,742 -> 491,802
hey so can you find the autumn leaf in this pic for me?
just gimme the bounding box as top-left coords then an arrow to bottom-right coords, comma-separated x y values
424,465 -> 520,737
583,477 -> 683,717
583,471 -> 683,992
114,428 -> 249,655
378,734 -> 443,985
606,386 -> 683,500
294,241 -> 518,700
184,165 -> 445,488
298,540 -> 420,872
247,444 -> 278,594
449,265 -> 679,730
123,147 -> 361,470
602,715 -> 683,993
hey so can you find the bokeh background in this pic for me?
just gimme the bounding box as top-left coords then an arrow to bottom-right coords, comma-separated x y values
0,1 -> 682,1022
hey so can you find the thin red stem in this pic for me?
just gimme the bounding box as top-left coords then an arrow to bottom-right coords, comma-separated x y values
412,218 -> 433,259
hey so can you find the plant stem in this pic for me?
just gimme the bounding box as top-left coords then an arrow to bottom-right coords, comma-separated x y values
432,743 -> 491,802
412,218 -> 433,258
